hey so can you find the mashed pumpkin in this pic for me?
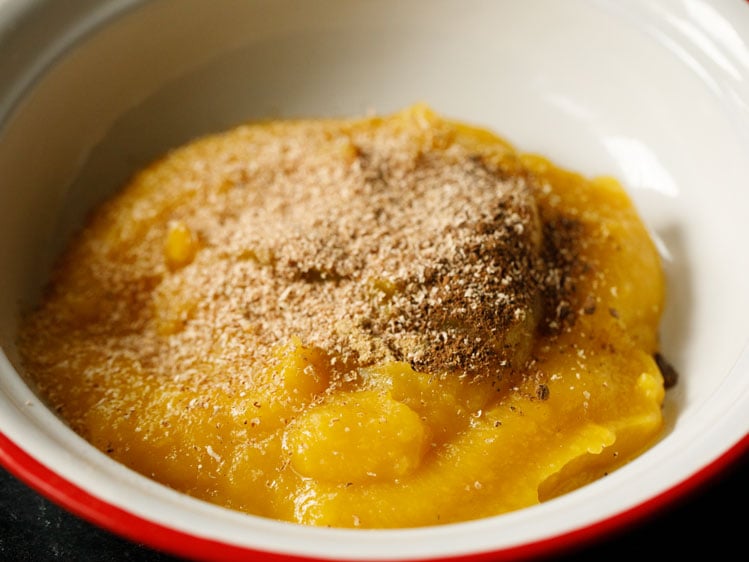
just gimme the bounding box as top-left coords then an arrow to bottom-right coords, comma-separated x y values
17,105 -> 672,528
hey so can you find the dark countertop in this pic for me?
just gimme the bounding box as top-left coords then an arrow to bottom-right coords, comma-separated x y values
1,451 -> 747,561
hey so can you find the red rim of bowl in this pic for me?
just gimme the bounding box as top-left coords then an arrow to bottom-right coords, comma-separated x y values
0,0 -> 748,558
1,429 -> 747,562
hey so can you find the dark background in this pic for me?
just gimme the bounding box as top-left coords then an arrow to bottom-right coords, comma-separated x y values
1,450 -> 746,561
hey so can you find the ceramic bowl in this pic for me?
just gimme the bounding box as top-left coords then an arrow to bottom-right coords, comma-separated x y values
1,1 -> 748,560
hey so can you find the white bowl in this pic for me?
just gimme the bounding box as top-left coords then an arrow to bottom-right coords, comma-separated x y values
1,0 -> 748,560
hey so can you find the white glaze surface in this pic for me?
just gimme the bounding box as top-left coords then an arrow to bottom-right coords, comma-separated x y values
0,1 -> 748,559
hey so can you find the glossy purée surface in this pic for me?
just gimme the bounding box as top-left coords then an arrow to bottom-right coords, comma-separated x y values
1,1 -> 748,560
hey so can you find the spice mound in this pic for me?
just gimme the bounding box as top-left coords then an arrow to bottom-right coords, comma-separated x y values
17,104 -> 671,528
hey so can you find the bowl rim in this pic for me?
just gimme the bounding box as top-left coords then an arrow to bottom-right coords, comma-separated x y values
1,430 -> 747,562
2,0 -> 749,560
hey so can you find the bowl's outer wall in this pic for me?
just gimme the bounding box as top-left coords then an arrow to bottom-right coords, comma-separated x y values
1,1 -> 749,561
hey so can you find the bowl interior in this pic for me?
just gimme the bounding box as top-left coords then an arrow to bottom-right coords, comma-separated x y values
1,0 -> 748,560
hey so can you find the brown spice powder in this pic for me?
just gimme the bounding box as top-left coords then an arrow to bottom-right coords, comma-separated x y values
19,114 -> 583,405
